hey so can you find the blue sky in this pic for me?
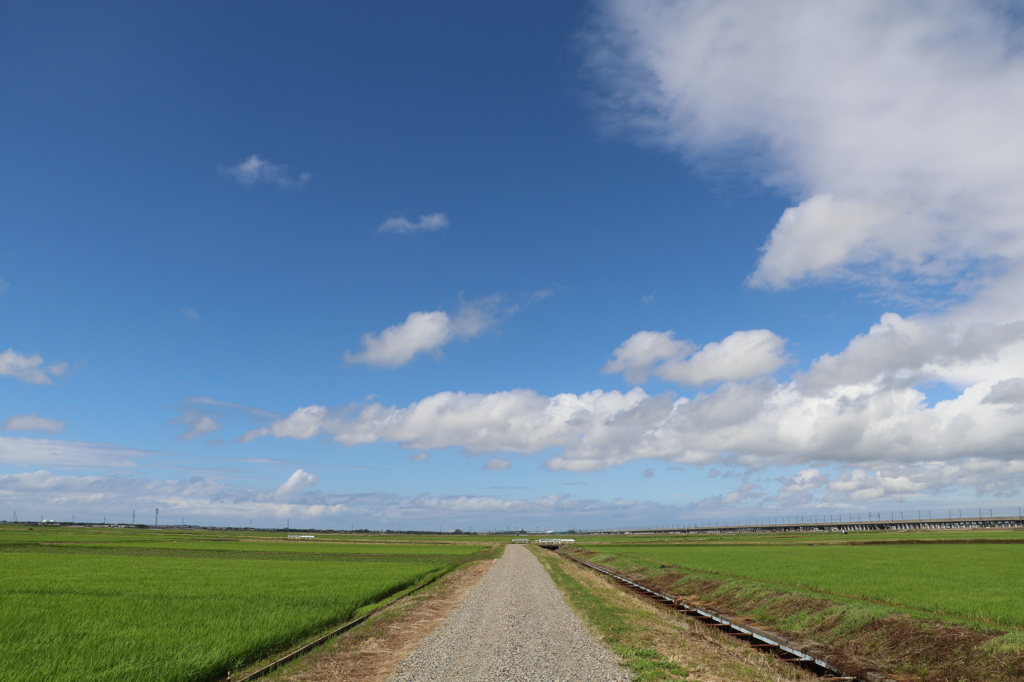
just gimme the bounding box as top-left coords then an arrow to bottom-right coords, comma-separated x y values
4,1 -> 1024,530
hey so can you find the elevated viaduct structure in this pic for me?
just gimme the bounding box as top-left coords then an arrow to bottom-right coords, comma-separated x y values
594,514 -> 1024,536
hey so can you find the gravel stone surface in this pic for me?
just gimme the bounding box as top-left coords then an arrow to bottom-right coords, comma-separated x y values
387,544 -> 633,682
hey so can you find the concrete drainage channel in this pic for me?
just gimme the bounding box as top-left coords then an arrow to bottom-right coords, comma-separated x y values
555,550 -> 893,682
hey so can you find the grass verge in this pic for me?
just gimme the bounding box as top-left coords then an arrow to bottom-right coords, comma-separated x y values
533,547 -> 816,682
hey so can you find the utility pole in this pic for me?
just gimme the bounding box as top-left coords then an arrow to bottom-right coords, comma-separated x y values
132,509 -> 136,525
155,508 -> 159,527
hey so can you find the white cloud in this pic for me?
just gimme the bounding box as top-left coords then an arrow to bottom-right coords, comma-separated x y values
344,296 -> 507,368
0,277 -> 8,296
697,482 -> 763,508
266,469 -> 319,501
174,413 -> 221,441
983,378 -> 1024,405
221,154 -> 310,188
0,349 -> 68,385
244,326 -> 1024,475
798,313 -> 1024,393
2,414 -> 66,434
588,0 -> 1024,293
409,452 -> 429,462
378,212 -> 449,234
484,457 -> 512,470
181,307 -> 200,322
0,436 -> 152,468
604,329 -> 787,385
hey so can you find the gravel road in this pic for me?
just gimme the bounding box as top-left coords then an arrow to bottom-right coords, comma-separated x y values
387,544 -> 633,682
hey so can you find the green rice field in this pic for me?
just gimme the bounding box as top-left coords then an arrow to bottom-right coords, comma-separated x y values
582,535 -> 1024,626
0,525 -> 494,682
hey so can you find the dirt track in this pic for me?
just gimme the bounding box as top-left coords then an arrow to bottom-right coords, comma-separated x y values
386,544 -> 632,682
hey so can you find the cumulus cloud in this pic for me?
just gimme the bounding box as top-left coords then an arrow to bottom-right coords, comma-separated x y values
605,329 -> 787,385
344,296 -> 508,368
0,349 -> 68,385
221,154 -> 310,188
378,212 -> 449,234
798,314 -> 1024,394
265,469 -> 319,501
484,457 -> 512,470
2,414 -> 66,434
588,0 -> 1024,293
243,334 -> 1024,478
983,378 -> 1024,405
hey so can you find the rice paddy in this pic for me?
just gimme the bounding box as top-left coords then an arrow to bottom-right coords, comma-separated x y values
579,532 -> 1024,626
0,525 -> 495,682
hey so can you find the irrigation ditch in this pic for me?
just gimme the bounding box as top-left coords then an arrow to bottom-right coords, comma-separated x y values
553,548 -> 894,682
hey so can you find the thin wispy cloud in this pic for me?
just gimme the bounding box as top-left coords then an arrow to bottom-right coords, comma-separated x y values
0,436 -> 154,468
2,414 -> 66,434
221,154 -> 311,188
378,212 -> 449,234
181,307 -> 200,322
174,413 -> 221,441
188,396 -> 281,421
